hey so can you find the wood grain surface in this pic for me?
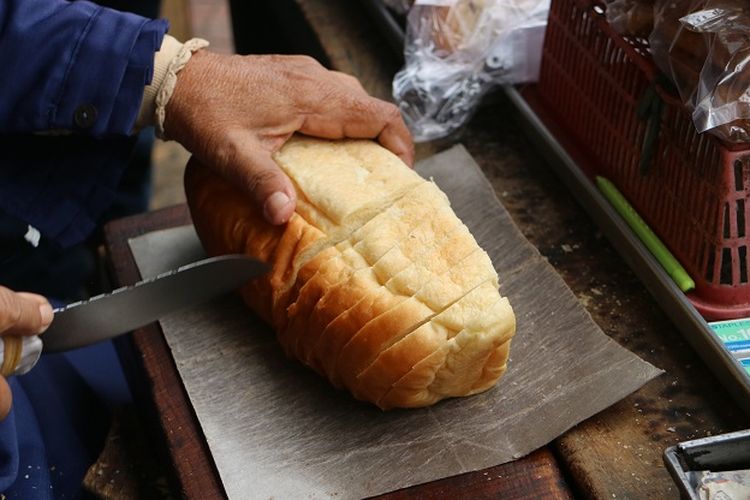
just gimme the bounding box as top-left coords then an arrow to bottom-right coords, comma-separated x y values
371,448 -> 572,500
290,0 -> 749,498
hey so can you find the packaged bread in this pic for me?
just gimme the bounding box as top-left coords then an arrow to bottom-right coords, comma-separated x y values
649,0 -> 750,143
430,0 -> 488,53
184,136 -> 516,409
605,0 -> 657,38
395,0 -> 549,140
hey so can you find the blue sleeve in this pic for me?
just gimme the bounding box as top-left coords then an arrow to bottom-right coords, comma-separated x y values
0,0 -> 169,136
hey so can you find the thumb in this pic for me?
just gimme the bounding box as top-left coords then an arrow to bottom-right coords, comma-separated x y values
221,146 -> 297,226
0,288 -> 53,336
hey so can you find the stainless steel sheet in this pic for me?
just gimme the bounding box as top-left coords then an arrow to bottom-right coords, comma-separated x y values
129,145 -> 662,499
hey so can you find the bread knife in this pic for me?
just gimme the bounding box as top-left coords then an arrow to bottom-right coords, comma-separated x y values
0,254 -> 268,377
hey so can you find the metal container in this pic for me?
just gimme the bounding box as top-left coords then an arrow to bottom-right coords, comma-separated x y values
664,429 -> 750,499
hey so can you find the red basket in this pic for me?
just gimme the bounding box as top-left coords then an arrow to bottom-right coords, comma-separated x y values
532,0 -> 750,320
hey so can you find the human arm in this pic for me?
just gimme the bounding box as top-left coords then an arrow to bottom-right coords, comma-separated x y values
0,0 -> 167,135
0,0 -> 413,244
162,51 -> 415,225
1,0 -> 415,227
0,0 -> 168,246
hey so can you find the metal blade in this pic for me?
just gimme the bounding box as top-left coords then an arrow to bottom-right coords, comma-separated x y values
41,254 -> 268,352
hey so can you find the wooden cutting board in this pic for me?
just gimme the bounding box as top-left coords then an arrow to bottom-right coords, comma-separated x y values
128,145 -> 662,499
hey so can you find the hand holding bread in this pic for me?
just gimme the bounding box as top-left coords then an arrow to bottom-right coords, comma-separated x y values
186,136 -> 516,409
164,52 -> 414,225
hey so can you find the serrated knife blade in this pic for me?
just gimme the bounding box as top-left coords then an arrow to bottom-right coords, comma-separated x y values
0,254 -> 268,376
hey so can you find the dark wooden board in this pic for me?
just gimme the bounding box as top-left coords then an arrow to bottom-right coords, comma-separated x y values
371,448 -> 572,500
103,205 -> 226,499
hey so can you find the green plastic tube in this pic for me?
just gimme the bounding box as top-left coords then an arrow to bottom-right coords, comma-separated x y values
596,176 -> 695,293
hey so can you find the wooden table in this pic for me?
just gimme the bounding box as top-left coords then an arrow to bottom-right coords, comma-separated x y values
100,1 -> 746,498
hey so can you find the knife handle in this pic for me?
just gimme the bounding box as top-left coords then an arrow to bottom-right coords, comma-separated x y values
0,336 -> 43,377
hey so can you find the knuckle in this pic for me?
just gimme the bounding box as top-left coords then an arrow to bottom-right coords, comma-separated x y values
339,73 -> 361,86
265,54 -> 285,65
246,168 -> 281,195
381,102 -> 403,122
279,55 -> 320,73
293,55 -> 320,68
211,131 -> 241,171
347,96 -> 377,115
352,98 -> 402,125
319,84 -> 344,106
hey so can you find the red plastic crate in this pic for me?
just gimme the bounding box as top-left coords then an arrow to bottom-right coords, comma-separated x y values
534,0 -> 750,320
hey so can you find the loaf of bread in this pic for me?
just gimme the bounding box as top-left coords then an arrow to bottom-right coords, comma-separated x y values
184,136 -> 516,409
431,0 -> 487,53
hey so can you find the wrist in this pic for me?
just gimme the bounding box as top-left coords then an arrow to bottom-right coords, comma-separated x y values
162,49 -> 218,146
136,36 -> 210,137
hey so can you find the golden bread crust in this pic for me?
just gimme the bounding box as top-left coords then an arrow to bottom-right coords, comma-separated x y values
184,136 -> 516,409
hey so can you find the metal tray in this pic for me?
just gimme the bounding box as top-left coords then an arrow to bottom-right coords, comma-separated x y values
357,0 -> 750,416
664,429 -> 750,499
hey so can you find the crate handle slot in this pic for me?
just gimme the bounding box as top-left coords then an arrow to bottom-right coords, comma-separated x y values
637,82 -> 665,175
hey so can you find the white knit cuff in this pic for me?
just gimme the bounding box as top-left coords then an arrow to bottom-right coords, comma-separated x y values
135,35 -> 183,131
155,37 -> 210,139
134,35 -> 210,137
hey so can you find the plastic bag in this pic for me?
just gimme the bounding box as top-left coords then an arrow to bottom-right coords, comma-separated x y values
393,0 -> 549,142
649,0 -> 750,144
604,0 -> 656,38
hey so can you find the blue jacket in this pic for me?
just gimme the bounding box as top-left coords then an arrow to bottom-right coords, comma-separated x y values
0,1 -> 169,497
0,0 -> 168,247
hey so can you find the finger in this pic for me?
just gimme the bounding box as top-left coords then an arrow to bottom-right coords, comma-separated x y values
213,136 -> 297,226
0,376 -> 11,421
16,293 -> 54,332
0,288 -> 53,336
330,71 -> 367,94
378,117 -> 415,167
301,94 -> 409,145
16,292 -> 51,308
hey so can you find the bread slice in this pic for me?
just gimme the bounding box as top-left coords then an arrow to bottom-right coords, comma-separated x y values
335,274 -> 499,395
307,224 -> 496,388
375,294 -> 514,409
274,138 -> 426,273
280,243 -> 367,362
184,136 -> 516,409
285,203 -> 469,373
352,289 -> 514,409
288,181 -> 467,373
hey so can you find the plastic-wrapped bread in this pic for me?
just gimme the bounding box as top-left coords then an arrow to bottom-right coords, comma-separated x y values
184,136 -> 516,409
